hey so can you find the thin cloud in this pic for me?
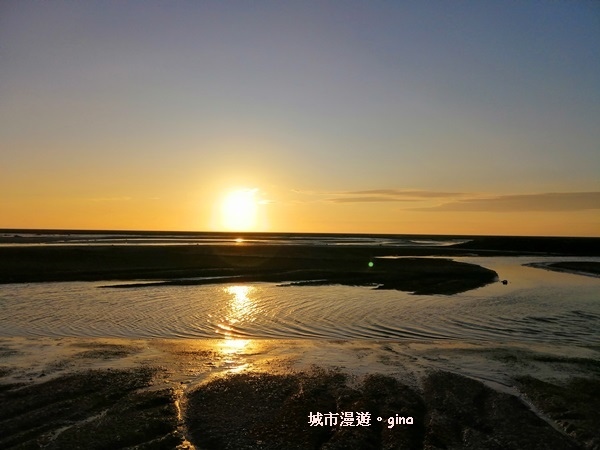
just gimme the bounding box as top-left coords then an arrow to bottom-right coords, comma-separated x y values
329,196 -> 421,203
415,192 -> 600,212
294,188 -> 467,203
347,189 -> 466,198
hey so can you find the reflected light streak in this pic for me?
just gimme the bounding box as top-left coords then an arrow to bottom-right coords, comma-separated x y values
219,338 -> 252,356
216,285 -> 256,337
214,337 -> 253,374
216,285 -> 258,372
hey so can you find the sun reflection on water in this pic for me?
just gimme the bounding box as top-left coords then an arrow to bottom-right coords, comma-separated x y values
215,285 -> 259,373
216,285 -> 256,337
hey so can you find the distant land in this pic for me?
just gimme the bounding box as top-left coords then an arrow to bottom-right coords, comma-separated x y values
1,229 -> 599,293
1,229 -> 600,255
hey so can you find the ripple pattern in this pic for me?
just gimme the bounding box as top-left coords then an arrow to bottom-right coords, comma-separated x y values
0,257 -> 599,345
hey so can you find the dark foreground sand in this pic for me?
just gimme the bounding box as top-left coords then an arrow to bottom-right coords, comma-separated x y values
1,338 -> 598,449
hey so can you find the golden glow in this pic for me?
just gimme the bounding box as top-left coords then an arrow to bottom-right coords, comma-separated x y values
216,285 -> 256,338
220,189 -> 258,231
219,338 -> 252,354
216,338 -> 253,373
225,285 -> 255,324
214,285 -> 258,372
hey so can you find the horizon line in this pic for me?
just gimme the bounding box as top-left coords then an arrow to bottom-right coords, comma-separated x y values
1,228 -> 599,239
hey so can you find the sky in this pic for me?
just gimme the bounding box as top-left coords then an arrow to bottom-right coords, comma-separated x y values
1,1 -> 599,236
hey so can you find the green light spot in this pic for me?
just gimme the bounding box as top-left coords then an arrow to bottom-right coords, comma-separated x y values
368,261 -> 374,268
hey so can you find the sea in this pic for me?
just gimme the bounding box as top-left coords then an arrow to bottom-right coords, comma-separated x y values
0,231 -> 599,345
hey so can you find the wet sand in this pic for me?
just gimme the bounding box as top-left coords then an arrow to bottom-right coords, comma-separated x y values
1,337 -> 598,449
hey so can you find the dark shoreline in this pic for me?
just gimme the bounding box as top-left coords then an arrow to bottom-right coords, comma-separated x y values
525,261 -> 600,278
0,244 -> 503,294
3,233 -> 599,292
2,229 -> 600,253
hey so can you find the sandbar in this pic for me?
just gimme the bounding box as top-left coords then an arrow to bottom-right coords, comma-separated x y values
0,245 -> 501,295
525,261 -> 600,278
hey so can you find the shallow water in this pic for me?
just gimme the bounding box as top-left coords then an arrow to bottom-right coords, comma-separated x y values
0,256 -> 598,345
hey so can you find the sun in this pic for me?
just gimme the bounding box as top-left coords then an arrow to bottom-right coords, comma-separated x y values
221,189 -> 258,231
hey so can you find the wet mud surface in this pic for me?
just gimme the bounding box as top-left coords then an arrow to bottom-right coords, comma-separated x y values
0,339 -> 598,449
526,261 -> 600,278
0,368 -> 181,449
106,257 -> 499,295
186,369 -> 581,450
0,244 -> 498,295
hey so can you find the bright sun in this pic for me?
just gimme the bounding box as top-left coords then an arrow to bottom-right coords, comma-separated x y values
221,189 -> 258,231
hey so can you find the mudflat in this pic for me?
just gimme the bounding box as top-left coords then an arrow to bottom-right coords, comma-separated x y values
1,234 -> 599,448
0,244 -> 501,295
0,338 -> 598,449
2,235 -> 598,284
525,261 -> 600,278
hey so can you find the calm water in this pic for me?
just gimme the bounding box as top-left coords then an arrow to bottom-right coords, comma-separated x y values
0,256 -> 598,345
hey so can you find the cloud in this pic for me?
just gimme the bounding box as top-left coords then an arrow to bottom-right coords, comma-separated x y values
415,192 -> 600,212
329,196 -> 421,203
346,189 -> 465,198
294,189 -> 467,203
292,188 -> 600,211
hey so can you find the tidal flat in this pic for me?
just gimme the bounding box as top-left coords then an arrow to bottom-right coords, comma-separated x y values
0,338 -> 598,449
524,261 -> 600,278
0,242 -> 500,295
1,234 -> 599,448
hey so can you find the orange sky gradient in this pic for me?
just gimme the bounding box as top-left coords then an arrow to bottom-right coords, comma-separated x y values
1,2 -> 599,236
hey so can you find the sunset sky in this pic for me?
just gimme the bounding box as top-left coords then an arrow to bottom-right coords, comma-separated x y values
1,1 -> 599,236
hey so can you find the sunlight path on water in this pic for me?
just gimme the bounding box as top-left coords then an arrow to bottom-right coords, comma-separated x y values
0,256 -> 598,345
